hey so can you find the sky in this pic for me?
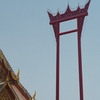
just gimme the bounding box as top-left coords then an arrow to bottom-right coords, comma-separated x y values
0,0 -> 100,100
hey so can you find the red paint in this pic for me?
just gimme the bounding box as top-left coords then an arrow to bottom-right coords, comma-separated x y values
48,1 -> 90,100
56,23 -> 60,100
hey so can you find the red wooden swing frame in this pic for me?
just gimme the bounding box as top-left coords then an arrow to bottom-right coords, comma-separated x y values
48,1 -> 90,100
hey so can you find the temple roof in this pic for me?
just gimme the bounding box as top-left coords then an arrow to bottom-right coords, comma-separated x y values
0,50 -> 33,100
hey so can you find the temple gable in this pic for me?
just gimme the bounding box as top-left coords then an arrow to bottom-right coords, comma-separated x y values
0,50 -> 32,100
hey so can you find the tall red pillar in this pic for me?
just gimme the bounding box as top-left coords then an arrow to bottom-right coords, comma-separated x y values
77,16 -> 85,100
55,23 -> 60,100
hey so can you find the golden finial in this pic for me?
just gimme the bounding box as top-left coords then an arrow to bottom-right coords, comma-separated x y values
32,91 -> 36,100
16,68 -> 20,81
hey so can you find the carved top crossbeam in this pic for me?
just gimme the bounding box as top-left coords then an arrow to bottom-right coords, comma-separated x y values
48,0 -> 90,24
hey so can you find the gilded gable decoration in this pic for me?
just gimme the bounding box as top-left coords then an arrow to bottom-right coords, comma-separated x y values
0,50 -> 33,100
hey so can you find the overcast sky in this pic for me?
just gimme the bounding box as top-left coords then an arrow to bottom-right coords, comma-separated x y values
0,0 -> 100,100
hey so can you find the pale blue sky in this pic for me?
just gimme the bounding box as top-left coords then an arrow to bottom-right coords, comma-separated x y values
0,0 -> 100,100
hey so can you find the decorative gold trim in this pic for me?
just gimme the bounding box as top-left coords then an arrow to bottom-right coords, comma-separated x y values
16,68 -> 20,81
0,81 -> 7,92
0,50 -> 13,71
0,50 -> 32,100
8,82 -> 20,100
0,53 -> 3,63
32,91 -> 36,100
17,82 -> 32,100
0,88 -> 12,100
11,69 -> 20,81
11,71 -> 17,80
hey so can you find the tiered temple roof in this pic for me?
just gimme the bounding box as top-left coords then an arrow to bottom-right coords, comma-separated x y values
0,50 -> 33,100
